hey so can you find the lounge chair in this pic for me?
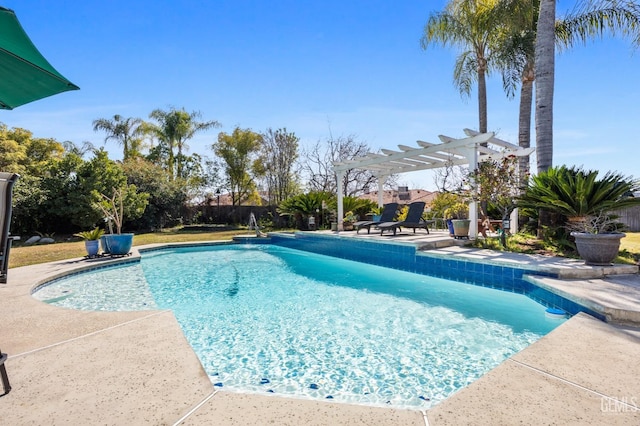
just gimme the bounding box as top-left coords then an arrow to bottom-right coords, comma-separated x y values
0,347 -> 10,395
378,201 -> 433,236
0,172 -> 19,284
354,202 -> 398,234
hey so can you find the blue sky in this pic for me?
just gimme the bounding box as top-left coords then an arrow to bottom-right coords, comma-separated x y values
2,0 -> 639,191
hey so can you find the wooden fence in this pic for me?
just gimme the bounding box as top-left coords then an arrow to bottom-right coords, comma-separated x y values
612,206 -> 640,232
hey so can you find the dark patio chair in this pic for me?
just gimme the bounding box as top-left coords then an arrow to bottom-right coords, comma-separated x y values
354,202 -> 398,234
378,201 -> 433,236
0,172 -> 19,284
0,347 -> 10,395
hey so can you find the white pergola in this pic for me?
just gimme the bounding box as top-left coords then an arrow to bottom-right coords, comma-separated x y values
332,129 -> 535,237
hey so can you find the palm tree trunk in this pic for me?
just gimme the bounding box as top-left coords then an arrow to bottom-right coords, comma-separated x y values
123,136 -> 130,161
535,0 -> 555,173
167,144 -> 175,181
176,142 -> 183,179
535,0 -> 556,236
518,66 -> 534,182
477,66 -> 488,133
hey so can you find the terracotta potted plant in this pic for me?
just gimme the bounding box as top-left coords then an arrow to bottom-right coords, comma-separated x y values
445,202 -> 470,239
343,211 -> 358,231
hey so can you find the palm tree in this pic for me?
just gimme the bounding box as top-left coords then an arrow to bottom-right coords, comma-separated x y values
555,1 -> 640,53
421,0 -> 503,133
535,0 -> 640,173
145,107 -> 220,180
62,140 -> 97,158
533,0 -> 556,173
495,0 -> 640,176
92,114 -> 144,161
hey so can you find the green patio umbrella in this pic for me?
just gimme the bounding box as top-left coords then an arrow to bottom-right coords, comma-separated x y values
0,6 -> 79,110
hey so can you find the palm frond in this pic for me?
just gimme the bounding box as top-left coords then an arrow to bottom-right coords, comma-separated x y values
557,1 -> 640,50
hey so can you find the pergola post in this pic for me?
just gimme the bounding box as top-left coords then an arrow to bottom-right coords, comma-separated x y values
459,146 -> 479,238
336,171 -> 345,232
377,175 -> 387,207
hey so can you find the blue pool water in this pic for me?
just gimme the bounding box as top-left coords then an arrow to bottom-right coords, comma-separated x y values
33,244 -> 565,408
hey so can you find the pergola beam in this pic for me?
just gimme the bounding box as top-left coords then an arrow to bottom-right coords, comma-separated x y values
333,132 -> 494,173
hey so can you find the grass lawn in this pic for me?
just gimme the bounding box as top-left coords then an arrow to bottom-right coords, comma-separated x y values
8,228 -> 249,269
621,231 -> 640,253
8,229 -> 640,270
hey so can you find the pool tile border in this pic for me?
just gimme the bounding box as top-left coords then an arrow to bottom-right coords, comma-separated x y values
267,232 -> 605,320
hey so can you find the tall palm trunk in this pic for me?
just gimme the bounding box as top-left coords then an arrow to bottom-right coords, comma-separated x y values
518,64 -> 535,182
477,63 -> 488,133
535,0 -> 555,173
167,141 -> 175,181
534,0 -> 556,236
176,141 -> 183,179
122,136 -> 130,161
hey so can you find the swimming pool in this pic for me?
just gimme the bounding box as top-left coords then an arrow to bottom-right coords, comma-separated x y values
33,243 -> 565,409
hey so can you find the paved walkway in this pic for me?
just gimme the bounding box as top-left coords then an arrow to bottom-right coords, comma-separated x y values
1,235 -> 639,424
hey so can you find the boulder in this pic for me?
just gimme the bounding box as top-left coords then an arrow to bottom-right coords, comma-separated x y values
24,235 -> 41,245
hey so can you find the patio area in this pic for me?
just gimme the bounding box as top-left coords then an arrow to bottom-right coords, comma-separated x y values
1,235 -> 639,424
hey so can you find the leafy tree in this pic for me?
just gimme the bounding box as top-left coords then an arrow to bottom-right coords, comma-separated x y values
24,137 -> 65,176
466,156 -> 524,246
466,156 -> 523,221
0,124 -> 64,176
421,0 -> 503,133
92,114 -> 145,160
38,149 -> 149,231
255,127 -> 301,205
430,191 -> 465,220
145,107 -> 220,180
122,158 -> 187,230
11,174 -> 47,234
35,152 -> 86,233
0,124 -> 28,173
212,127 -> 263,206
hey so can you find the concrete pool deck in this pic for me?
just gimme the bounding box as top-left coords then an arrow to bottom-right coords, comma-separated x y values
1,234 -> 639,424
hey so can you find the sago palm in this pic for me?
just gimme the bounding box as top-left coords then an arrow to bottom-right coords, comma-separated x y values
517,165 -> 640,218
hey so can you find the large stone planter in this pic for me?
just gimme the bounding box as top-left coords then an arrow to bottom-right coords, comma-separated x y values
101,233 -> 134,256
451,219 -> 470,239
571,232 -> 625,266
